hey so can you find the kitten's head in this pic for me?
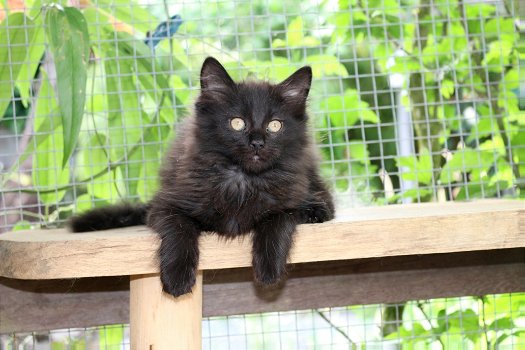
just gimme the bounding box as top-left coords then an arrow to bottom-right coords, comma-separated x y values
194,57 -> 312,174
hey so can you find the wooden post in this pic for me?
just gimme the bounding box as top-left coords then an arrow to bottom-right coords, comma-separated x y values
130,272 -> 203,350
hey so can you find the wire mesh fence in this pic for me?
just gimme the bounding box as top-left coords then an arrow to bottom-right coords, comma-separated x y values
0,0 -> 522,232
1,293 -> 524,349
0,0 -> 523,349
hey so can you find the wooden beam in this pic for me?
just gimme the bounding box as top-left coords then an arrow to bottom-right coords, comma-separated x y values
0,276 -> 129,333
130,273 -> 202,350
0,200 -> 523,280
2,249 -> 523,334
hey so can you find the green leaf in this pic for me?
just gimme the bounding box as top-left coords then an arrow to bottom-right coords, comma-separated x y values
171,74 -> 190,106
74,193 -> 108,213
488,317 -> 514,331
448,22 -> 467,52
440,148 -> 494,184
12,220 -> 33,231
440,79 -> 455,99
99,326 -> 124,349
485,18 -> 517,43
272,17 -> 321,49
0,13 -> 36,118
94,0 -> 158,35
388,55 -> 421,74
287,17 -> 304,46
136,142 -> 161,202
104,47 -> 147,161
15,17 -> 45,108
306,55 -> 348,77
329,12 -> 350,43
441,309 -> 481,342
465,4 -> 495,18
417,149 -> 433,184
45,6 -> 90,167
397,155 -> 418,171
321,89 -> 379,132
32,73 -> 69,204
80,135 -> 124,201
112,31 -> 171,98
384,323 -> 430,340
367,0 -> 400,17
396,149 -> 433,185
482,40 -> 513,72
243,58 -> 297,81
422,35 -> 455,68
349,142 -> 368,163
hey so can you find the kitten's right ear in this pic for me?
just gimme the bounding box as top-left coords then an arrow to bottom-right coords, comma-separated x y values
278,66 -> 312,102
200,57 -> 235,91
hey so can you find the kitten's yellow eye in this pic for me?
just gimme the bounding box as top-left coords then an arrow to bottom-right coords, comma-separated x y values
230,118 -> 245,131
267,120 -> 282,133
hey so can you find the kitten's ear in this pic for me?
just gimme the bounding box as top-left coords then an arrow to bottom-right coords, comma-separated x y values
278,66 -> 312,102
200,57 -> 235,91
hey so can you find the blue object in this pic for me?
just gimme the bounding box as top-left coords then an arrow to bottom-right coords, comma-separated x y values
144,14 -> 183,50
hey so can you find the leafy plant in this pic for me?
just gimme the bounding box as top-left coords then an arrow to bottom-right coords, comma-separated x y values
0,1 -> 522,348
1,0 -> 520,228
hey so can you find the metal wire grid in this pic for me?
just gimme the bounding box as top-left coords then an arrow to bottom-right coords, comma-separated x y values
1,293 -> 523,349
0,0 -> 521,231
201,294 -> 525,349
0,324 -> 130,350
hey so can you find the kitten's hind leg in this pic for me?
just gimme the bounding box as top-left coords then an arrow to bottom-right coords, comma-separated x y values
148,210 -> 201,297
252,212 -> 297,286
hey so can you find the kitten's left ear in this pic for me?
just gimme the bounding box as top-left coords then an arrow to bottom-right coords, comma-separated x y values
278,66 -> 312,102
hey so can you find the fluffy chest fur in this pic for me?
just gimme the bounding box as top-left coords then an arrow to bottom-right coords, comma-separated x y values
161,144 -> 311,236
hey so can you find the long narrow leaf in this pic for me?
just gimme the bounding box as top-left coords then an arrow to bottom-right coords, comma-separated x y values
16,16 -> 45,107
45,5 -> 90,167
32,71 -> 69,203
0,13 -> 35,118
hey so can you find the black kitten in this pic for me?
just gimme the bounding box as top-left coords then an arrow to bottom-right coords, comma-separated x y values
70,57 -> 335,297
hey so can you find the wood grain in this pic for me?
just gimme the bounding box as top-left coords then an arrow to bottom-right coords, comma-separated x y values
0,200 -> 523,279
0,276 -> 129,333
130,273 -> 202,350
1,249 -> 523,333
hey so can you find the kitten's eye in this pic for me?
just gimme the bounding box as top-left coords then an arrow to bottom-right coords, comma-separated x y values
267,120 -> 282,133
230,118 -> 246,131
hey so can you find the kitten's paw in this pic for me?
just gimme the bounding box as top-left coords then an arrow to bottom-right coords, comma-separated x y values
253,260 -> 286,286
300,203 -> 334,224
160,265 -> 196,297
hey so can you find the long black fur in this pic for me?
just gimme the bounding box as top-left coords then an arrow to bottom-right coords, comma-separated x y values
70,57 -> 335,297
69,203 -> 149,232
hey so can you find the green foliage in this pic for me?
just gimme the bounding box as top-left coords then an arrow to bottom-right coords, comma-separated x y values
32,72 -> 69,204
0,0 -> 521,222
381,294 -> 525,349
0,1 -> 522,348
0,13 -> 38,118
397,148 -> 433,185
44,5 -> 90,166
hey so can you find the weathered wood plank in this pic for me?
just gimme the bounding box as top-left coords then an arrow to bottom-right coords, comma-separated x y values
130,273 -> 202,350
0,200 -> 523,280
1,249 -> 523,334
0,276 -> 129,333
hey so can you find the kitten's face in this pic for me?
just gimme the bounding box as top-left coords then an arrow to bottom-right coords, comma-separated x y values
195,57 -> 312,174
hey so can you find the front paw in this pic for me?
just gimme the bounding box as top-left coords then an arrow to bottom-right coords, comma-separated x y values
253,257 -> 286,286
300,203 -> 333,224
160,263 -> 196,297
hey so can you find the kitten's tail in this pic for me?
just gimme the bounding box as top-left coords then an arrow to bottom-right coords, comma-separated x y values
68,203 -> 150,232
